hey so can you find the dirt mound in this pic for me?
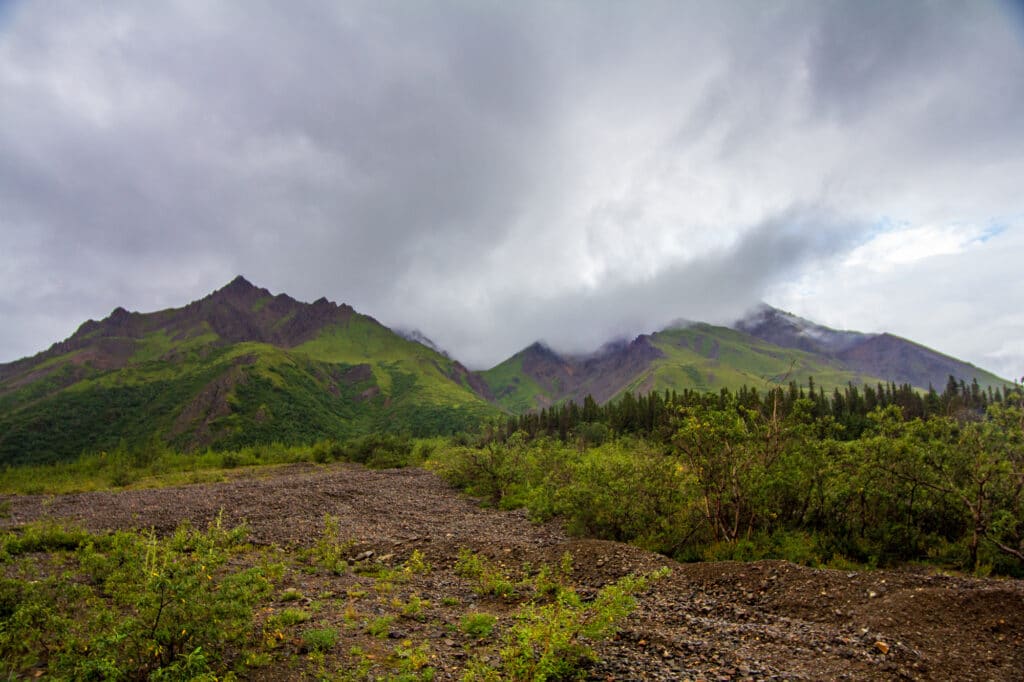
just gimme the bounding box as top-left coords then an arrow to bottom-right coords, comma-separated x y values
3,464 -> 1022,680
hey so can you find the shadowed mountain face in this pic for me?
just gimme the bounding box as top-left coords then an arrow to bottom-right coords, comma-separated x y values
733,304 -> 1007,392
0,277 -> 496,464
734,303 -> 868,355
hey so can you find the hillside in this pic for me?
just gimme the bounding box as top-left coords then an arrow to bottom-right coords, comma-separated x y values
736,304 -> 1008,391
482,309 -> 1011,414
0,277 -> 496,464
481,323 -> 888,414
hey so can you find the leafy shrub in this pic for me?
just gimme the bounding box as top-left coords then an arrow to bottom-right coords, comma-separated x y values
460,612 -> 497,639
301,626 -> 339,653
0,517 -> 272,680
466,568 -> 669,681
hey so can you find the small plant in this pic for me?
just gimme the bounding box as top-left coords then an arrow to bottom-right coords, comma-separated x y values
466,568 -> 669,681
367,614 -> 395,638
311,514 -> 355,574
441,596 -> 460,607
301,626 -> 339,653
393,639 -> 434,678
454,549 -> 517,597
342,602 -> 362,629
268,607 -> 310,627
460,612 -> 497,639
454,548 -> 485,580
404,548 -> 432,575
400,593 -> 430,620
280,587 -> 304,601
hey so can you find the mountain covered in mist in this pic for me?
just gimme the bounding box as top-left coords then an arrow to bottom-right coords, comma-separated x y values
0,280 -> 1011,464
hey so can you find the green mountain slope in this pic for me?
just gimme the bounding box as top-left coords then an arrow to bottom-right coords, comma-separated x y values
0,278 -> 497,465
480,323 -> 889,414
735,304 -> 1010,391
631,324 -> 886,395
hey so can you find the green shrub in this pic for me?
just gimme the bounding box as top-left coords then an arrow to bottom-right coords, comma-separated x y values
467,568 -> 668,681
367,615 -> 395,638
460,612 -> 497,639
301,626 -> 339,653
0,517 -> 272,680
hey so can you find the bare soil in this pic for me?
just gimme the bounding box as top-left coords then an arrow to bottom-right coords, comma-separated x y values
3,462 -> 1023,680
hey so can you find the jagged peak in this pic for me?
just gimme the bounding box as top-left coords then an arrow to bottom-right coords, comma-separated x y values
225,274 -> 255,290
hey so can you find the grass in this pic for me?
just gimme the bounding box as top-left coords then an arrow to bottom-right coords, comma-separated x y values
479,353 -> 553,414
636,323 -> 890,396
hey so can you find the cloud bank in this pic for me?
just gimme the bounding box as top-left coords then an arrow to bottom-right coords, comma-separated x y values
1,1 -> 1022,377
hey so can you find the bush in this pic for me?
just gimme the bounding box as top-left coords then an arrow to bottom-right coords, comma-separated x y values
0,517 -> 272,680
301,627 -> 339,653
460,612 -> 497,639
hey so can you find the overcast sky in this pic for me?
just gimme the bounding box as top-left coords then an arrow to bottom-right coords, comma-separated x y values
2,1 -> 1023,378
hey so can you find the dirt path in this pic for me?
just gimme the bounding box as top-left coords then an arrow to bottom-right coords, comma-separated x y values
3,462 -> 1023,680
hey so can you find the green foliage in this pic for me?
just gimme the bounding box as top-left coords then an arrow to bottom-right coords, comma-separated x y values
0,517 -> 272,680
300,626 -> 339,653
367,614 -> 396,638
431,400 -> 1024,575
0,315 -> 498,467
309,514 -> 355,574
465,568 -> 668,681
454,549 -> 517,597
460,612 -> 497,639
403,548 -> 432,575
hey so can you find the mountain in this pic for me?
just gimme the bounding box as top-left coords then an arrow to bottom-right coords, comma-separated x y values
0,277 -> 497,465
734,304 -> 1008,392
480,323 -> 890,413
395,328 -> 451,358
734,303 -> 868,355
479,336 -> 663,412
2,282 -> 1012,460
481,308 -> 1011,414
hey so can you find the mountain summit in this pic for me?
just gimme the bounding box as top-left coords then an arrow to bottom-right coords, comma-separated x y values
733,304 -> 1006,391
0,278 -> 495,464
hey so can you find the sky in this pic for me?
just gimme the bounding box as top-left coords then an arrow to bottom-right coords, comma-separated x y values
1,1 -> 1023,378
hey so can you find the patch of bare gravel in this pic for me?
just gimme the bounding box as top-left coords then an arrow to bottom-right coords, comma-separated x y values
3,462 -> 1022,681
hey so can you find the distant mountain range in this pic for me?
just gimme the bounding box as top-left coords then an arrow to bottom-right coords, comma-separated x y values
0,278 -> 1010,464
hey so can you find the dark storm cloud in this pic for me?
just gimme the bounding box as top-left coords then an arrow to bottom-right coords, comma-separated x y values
1,1 -> 1023,373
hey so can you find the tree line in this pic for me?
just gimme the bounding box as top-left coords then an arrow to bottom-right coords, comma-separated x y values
497,376 -> 1024,444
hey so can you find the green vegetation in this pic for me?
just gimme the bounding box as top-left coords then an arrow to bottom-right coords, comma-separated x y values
459,554 -> 669,681
0,435 -> 436,495
0,297 -> 497,467
641,324 -> 885,394
0,516 -> 271,680
480,353 -> 554,414
301,626 -> 339,653
460,612 -> 497,639
0,511 -> 661,680
431,380 -> 1024,576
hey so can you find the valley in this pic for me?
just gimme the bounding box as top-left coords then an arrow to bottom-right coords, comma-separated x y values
3,462 -> 1022,680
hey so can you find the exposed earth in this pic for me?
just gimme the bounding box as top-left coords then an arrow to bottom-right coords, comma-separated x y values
3,463 -> 1022,680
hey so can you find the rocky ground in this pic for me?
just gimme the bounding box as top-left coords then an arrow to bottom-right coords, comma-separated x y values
3,462 -> 1022,680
